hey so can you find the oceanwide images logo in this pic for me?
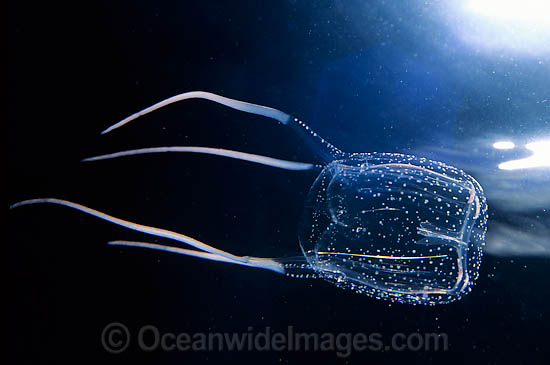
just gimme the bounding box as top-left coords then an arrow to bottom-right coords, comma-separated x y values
101,323 -> 448,358
101,322 -> 131,354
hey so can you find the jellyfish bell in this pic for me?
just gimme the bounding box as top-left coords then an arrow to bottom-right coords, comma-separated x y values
299,152 -> 487,305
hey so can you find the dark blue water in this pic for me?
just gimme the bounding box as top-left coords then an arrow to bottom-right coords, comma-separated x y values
9,1 -> 549,363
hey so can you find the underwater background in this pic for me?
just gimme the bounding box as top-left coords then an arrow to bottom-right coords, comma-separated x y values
9,0 -> 549,363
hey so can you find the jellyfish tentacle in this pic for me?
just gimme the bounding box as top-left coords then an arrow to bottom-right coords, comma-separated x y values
109,240 -> 284,273
83,146 -> 320,171
101,91 -> 291,134
10,198 -> 284,273
101,91 -> 344,162
276,255 -> 317,278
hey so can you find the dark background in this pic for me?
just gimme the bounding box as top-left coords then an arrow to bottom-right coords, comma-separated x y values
9,1 -> 549,364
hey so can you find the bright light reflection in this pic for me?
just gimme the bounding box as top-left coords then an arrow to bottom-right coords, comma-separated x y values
442,0 -> 550,55
498,140 -> 550,170
467,0 -> 550,23
493,141 -> 515,150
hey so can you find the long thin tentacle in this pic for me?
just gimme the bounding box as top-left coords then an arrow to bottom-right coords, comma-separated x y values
102,91 -> 291,134
10,198 -> 284,273
108,240 -> 284,273
83,146 -> 319,171
101,91 -> 344,162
